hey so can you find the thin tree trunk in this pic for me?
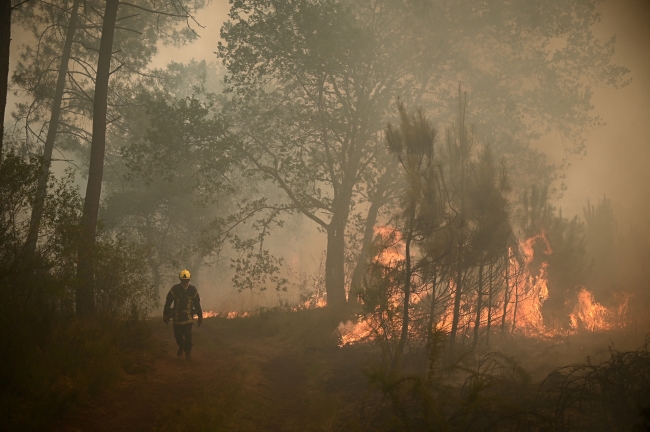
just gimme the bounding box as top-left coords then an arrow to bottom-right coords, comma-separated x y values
449,89 -> 468,351
152,262 -> 161,300
76,0 -> 119,317
349,195 -> 383,304
449,242 -> 464,348
325,220 -> 347,307
473,262 -> 484,350
0,0 -> 11,160
391,224 -> 413,371
23,0 -> 80,264
427,266 -> 438,345
486,261 -> 493,346
501,250 -> 510,332
511,264 -> 520,333
191,257 -> 202,287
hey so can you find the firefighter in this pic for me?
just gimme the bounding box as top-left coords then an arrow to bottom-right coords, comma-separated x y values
163,269 -> 203,359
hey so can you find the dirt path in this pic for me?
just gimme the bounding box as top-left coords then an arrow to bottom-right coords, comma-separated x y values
53,319 -> 315,432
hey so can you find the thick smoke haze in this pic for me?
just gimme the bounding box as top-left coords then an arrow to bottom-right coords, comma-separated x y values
4,0 -> 650,310
553,0 -> 650,228
8,0 -> 649,223
141,0 -> 650,228
4,2 -> 650,430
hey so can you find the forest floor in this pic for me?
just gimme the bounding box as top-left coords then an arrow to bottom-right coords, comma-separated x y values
53,309 -> 368,432
52,309 -> 648,432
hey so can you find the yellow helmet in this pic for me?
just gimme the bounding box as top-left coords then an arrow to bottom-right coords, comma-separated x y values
179,269 -> 191,280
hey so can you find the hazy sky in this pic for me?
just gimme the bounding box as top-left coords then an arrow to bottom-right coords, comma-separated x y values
154,0 -> 650,229
7,0 -> 650,228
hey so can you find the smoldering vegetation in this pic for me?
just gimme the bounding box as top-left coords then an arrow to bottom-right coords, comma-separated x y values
1,0 -> 649,430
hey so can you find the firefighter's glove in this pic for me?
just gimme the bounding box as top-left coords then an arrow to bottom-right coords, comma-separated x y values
197,317 -> 203,327
163,316 -> 170,325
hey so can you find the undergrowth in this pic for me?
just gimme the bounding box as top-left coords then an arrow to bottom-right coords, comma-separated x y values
538,334 -> 650,431
0,312 -> 161,431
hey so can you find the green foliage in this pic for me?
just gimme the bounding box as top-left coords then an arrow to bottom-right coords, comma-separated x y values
0,153 -> 159,430
94,236 -> 157,318
0,316 -> 160,431
10,0 -> 205,157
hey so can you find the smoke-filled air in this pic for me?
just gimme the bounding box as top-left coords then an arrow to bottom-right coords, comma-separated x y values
2,0 -> 650,430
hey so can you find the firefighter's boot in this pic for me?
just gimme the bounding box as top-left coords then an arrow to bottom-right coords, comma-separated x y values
185,350 -> 192,360
177,346 -> 183,357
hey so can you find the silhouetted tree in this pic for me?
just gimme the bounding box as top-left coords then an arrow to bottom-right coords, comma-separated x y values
385,101 -> 438,369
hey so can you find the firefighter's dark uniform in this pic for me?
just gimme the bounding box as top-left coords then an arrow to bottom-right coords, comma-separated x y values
163,284 -> 202,355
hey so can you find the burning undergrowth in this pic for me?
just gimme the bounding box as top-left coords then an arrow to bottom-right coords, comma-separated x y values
338,226 -> 631,350
331,220 -> 646,430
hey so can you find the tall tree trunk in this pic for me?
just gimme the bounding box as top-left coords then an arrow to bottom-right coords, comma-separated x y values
23,0 -> 80,264
325,220 -> 347,307
449,89 -> 468,351
391,222 -> 413,371
473,262 -> 484,350
76,0 -> 119,317
349,196 -> 382,304
501,250 -> 510,332
151,262 -> 161,300
191,257 -> 202,288
511,264 -> 520,333
324,181 -> 354,308
0,0 -> 11,160
486,261 -> 493,346
449,242 -> 464,348
427,266 -> 438,346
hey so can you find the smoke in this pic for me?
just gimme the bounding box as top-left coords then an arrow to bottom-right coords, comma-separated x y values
5,0 -> 650,314
552,0 -> 650,229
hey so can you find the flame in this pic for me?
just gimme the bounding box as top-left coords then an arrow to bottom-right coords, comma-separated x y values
200,310 -> 250,319
338,320 -> 374,346
569,288 -> 629,332
337,228 -> 631,346
203,311 -> 219,318
373,225 -> 405,266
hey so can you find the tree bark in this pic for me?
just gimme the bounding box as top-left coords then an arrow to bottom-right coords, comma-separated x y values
349,196 -> 382,304
427,266 -> 438,346
76,0 -> 119,317
0,0 -> 11,160
391,219 -> 414,371
449,242 -> 464,348
486,261 -> 493,346
501,249 -> 510,332
325,220 -> 347,307
152,262 -> 161,300
324,177 -> 355,308
473,262 -> 484,351
511,263 -> 520,333
23,0 -> 80,264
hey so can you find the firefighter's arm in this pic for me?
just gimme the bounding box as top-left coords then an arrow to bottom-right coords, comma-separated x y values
162,288 -> 174,324
194,291 -> 203,327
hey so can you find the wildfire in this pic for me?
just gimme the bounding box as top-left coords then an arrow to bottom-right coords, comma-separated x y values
302,297 -> 327,309
203,311 -> 219,318
569,288 -> 629,332
373,225 -> 405,265
338,320 -> 374,346
337,227 -> 631,347
200,310 -> 250,319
